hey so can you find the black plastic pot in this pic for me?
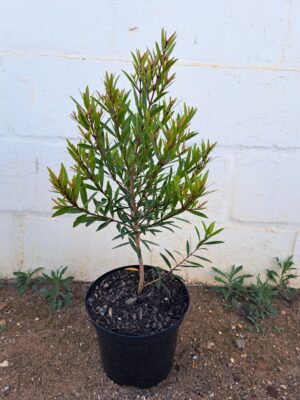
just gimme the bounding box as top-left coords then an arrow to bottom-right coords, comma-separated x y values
85,265 -> 189,388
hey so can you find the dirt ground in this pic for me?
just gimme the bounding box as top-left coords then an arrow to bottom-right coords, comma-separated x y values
0,282 -> 299,400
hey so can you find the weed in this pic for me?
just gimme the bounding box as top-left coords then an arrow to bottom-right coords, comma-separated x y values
39,267 -> 73,311
267,256 -> 297,301
272,325 -> 284,334
212,263 -> 286,328
246,275 -> 276,324
212,265 -> 252,305
13,268 -> 43,295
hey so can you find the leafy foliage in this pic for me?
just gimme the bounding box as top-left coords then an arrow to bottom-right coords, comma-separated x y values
213,256 -> 298,329
247,276 -> 277,324
212,265 -> 252,305
48,30 -> 222,293
160,223 -> 222,271
267,256 -> 297,300
13,268 -> 44,295
39,267 -> 73,311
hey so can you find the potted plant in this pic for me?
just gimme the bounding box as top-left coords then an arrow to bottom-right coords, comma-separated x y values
48,30 -> 222,388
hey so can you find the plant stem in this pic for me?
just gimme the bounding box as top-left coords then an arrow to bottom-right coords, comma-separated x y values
143,238 -> 207,289
135,233 -> 145,295
128,168 -> 145,294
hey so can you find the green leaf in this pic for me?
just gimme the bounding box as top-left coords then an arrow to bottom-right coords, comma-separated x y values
52,207 -> 81,217
231,265 -> 243,276
214,276 -> 227,285
80,185 -> 88,208
212,267 -> 228,278
165,249 -> 176,261
98,164 -> 104,186
193,255 -> 211,263
188,210 -> 207,218
186,240 -> 190,256
58,164 -> 68,187
73,214 -> 88,227
160,253 -> 171,269
141,239 -> 151,251
97,221 -> 111,231
112,242 -> 130,249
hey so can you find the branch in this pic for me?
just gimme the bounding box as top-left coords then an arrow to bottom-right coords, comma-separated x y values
144,224 -> 223,288
52,178 -> 131,229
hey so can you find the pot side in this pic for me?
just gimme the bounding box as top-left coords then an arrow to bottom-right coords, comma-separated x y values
85,265 -> 190,388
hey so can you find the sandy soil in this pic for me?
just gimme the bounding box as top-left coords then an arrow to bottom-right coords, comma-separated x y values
0,282 -> 299,400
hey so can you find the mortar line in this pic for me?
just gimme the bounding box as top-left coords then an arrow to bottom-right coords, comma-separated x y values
1,210 -> 299,230
2,135 -> 300,152
0,49 -> 300,74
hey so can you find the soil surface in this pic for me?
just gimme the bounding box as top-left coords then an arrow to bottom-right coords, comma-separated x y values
87,267 -> 188,335
0,282 -> 299,400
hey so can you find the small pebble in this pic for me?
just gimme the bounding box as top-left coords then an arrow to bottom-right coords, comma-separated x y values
235,338 -> 246,350
0,360 -> 9,368
125,297 -> 137,306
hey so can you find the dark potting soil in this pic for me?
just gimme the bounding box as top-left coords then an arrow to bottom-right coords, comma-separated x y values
86,268 -> 189,335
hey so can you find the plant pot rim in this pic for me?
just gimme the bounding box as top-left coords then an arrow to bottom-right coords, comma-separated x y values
85,264 -> 190,339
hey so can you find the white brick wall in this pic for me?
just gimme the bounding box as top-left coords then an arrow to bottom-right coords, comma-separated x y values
1,0 -> 299,286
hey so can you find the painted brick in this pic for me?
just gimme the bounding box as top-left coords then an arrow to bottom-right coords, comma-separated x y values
0,1 -> 285,65
0,55 -> 126,138
0,1 -> 299,284
22,215 -> 150,282
0,137 -> 231,219
283,1 -> 300,66
0,214 -> 24,276
3,55 -> 299,148
172,67 -> 300,148
151,224 -> 294,285
232,149 -> 300,223
3,216 -> 298,287
203,148 -> 234,222
291,232 -> 300,287
0,138 -> 71,212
